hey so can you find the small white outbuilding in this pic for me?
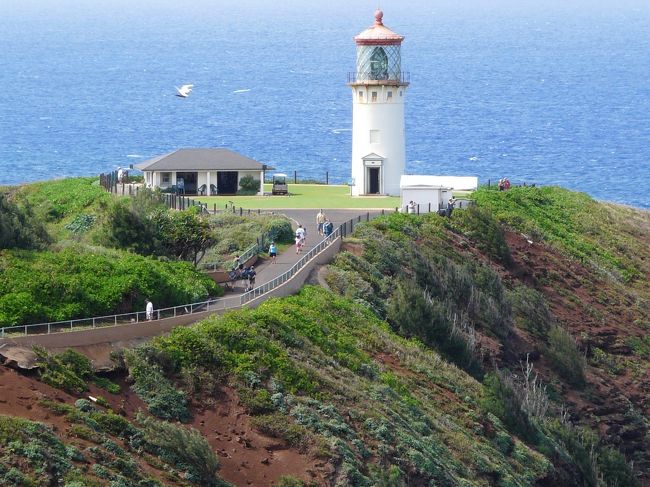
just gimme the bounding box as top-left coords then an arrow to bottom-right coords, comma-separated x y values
400,175 -> 454,213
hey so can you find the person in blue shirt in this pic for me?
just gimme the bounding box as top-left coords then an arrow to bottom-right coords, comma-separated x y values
269,242 -> 277,263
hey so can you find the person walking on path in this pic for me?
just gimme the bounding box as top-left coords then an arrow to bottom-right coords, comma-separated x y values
323,218 -> 333,237
269,242 -> 277,263
295,234 -> 303,254
246,266 -> 256,292
316,210 -> 326,236
145,299 -> 154,321
296,224 -> 306,245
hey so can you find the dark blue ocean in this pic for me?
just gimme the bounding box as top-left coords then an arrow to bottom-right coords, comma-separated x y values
1,0 -> 649,208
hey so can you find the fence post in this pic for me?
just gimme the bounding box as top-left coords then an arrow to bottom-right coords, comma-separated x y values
214,203 -> 216,213
93,318 -> 96,328
488,179 -> 491,188
395,207 -> 398,213
366,212 -> 369,222
239,207 -> 243,216
417,204 -> 420,215
428,202 -> 431,213
382,209 -> 385,215
326,171 -> 329,185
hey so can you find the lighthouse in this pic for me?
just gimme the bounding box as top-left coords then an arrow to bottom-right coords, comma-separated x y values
349,10 -> 409,196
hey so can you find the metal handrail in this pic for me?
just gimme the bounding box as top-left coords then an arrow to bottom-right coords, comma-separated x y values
201,241 -> 260,272
240,226 -> 342,305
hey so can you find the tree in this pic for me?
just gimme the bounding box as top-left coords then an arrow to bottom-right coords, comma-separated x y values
152,208 -> 216,265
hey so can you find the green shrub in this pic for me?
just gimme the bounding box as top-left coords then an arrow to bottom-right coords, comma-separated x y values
92,376 -> 121,394
238,175 -> 260,192
238,387 -> 274,415
449,205 -> 511,264
0,192 -> 50,250
509,285 -> 554,337
58,349 -> 94,379
138,414 -> 224,487
34,347 -> 88,394
387,279 -> 482,376
125,349 -> 190,422
546,326 -> 586,387
481,372 -> 539,444
250,413 -> 310,451
263,218 -> 294,244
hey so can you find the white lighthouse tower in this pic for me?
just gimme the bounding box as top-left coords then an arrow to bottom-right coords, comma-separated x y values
349,10 -> 409,196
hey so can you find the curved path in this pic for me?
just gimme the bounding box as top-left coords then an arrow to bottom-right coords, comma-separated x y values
0,209 -> 384,369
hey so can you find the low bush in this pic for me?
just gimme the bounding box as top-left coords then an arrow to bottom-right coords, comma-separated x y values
0,192 -> 50,250
546,326 -> 586,387
92,376 -> 121,394
34,347 -> 88,394
481,372 -> 539,444
448,205 -> 511,264
250,413 -> 311,451
238,175 -> 260,192
125,349 -> 190,422
138,414 -> 225,486
509,285 -> 554,338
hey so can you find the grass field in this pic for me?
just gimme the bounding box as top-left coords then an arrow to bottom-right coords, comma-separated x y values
196,184 -> 401,209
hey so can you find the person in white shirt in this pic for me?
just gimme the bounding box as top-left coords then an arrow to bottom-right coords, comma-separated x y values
296,224 -> 306,244
145,299 -> 154,321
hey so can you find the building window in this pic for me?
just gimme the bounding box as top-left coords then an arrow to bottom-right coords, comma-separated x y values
371,91 -> 378,102
399,91 -> 403,96
369,130 -> 380,144
387,91 -> 393,101
358,91 -> 364,101
162,172 -> 171,184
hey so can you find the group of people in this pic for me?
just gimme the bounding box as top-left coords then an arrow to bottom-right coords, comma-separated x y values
498,178 -> 511,191
316,210 -> 334,237
232,255 -> 257,291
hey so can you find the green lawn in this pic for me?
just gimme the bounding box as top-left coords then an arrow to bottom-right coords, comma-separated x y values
196,184 -> 401,209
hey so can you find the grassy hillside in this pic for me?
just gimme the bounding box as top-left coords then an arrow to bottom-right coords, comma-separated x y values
0,184 -> 647,485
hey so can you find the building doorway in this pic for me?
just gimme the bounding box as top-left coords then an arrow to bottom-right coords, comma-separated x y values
367,167 -> 381,194
176,172 -> 198,194
217,171 -> 239,194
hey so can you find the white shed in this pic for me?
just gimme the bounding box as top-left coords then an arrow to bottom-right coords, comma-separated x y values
400,175 -> 454,213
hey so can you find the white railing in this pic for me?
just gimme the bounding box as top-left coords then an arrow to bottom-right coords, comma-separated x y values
0,295 -> 242,338
240,227 -> 341,305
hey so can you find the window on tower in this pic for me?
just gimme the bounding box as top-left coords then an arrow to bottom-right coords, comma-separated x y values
358,91 -> 364,101
387,91 -> 393,101
371,91 -> 378,102
369,47 -> 389,80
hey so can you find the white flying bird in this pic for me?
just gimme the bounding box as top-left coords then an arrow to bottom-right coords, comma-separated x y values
175,84 -> 193,98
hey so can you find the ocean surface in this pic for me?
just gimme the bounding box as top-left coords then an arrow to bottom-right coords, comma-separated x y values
1,0 -> 649,208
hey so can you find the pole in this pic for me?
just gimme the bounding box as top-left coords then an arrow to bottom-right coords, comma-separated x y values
326,171 -> 329,185
294,170 -> 297,184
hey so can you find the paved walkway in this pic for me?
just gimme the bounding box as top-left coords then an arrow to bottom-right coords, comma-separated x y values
225,209 -> 383,293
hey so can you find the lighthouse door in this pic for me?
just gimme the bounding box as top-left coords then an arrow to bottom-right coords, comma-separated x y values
367,167 -> 381,194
